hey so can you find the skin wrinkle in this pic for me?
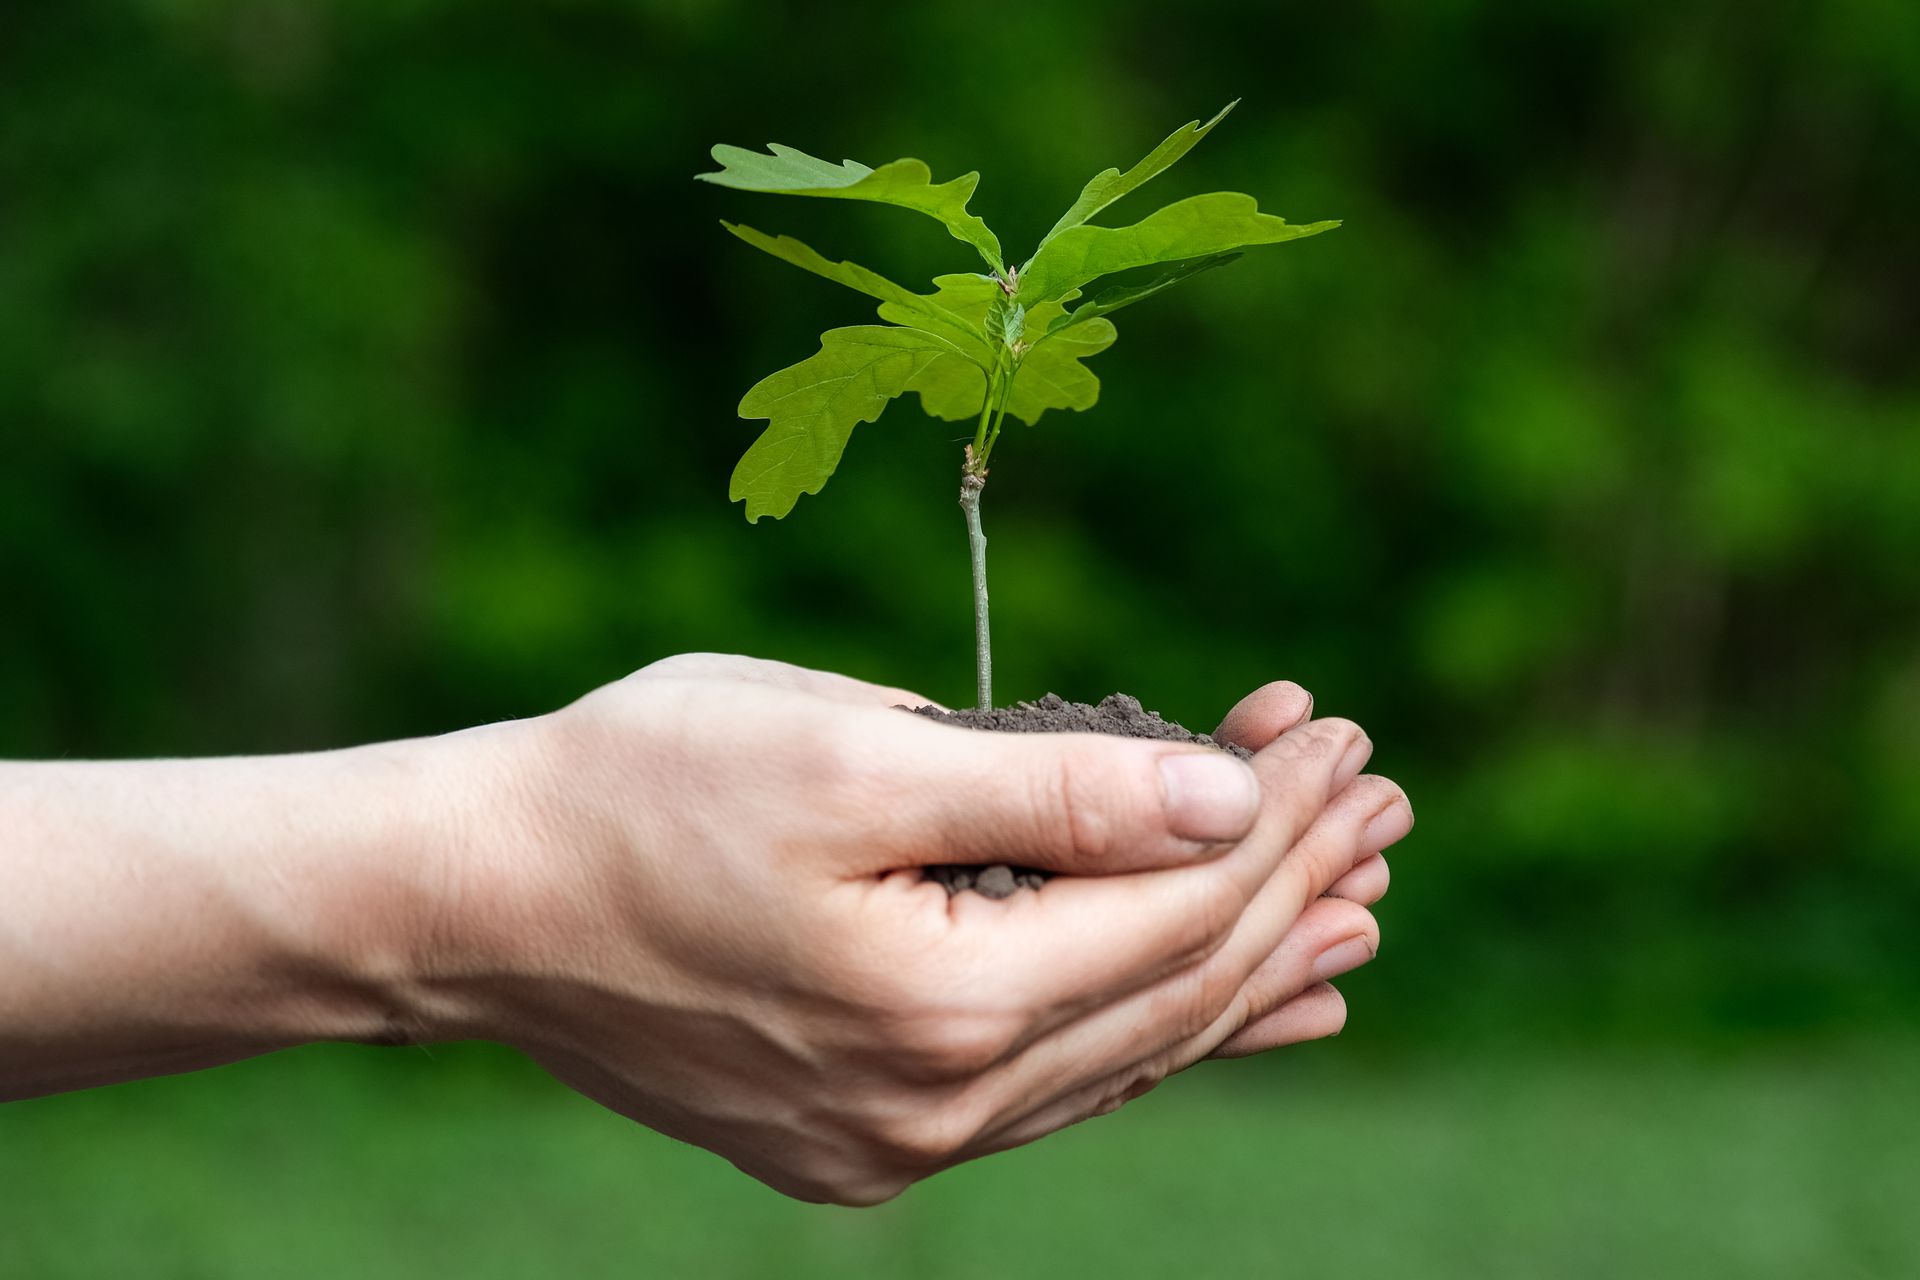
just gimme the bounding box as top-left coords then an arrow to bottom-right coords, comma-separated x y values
0,655 -> 1407,1204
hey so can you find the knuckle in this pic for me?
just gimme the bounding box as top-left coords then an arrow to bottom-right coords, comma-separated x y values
635,651 -> 705,678
1197,963 -> 1247,1026
1295,845 -> 1350,904
818,1172 -> 911,1208
1164,962 -> 1242,1043
873,1103 -> 979,1170
1056,747 -> 1116,863
1159,874 -> 1246,975
1265,716 -> 1361,768
1095,1068 -> 1167,1119
1256,718 -> 1371,836
1249,728 -> 1306,780
894,1009 -> 1020,1081
801,725 -> 866,795
1035,747 -> 1119,866
1310,716 -> 1367,760
1168,997 -> 1213,1045
1193,872 -> 1249,941
753,1157 -> 905,1208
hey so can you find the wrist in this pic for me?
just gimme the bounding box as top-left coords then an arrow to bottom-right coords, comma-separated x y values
283,717 -> 562,1048
0,739 -> 514,1094
229,734 -> 482,1049
0,711 -> 576,1098
391,692 -> 678,1052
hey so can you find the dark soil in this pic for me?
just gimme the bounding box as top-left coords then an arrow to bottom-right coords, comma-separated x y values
906,692 -> 1249,898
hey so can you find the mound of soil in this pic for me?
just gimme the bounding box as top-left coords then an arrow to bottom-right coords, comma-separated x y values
906,693 -> 1248,898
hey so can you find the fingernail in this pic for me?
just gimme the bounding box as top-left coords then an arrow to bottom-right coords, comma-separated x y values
1333,733 -> 1374,792
1362,798 -> 1412,851
1277,682 -> 1314,729
1160,753 -> 1260,844
1312,935 -> 1377,981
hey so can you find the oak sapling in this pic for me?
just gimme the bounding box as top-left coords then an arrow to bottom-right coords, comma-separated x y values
698,102 -> 1337,712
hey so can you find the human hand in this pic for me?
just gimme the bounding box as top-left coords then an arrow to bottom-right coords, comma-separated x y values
426,655 -> 1412,1205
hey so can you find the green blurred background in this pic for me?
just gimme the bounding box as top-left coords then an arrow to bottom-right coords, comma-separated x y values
4,0 -> 1917,1275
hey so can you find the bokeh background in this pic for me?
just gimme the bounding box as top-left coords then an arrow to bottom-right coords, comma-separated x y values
4,0 -> 1917,1275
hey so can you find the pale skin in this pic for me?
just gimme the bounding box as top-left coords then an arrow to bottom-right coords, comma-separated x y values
0,653 -> 1410,1206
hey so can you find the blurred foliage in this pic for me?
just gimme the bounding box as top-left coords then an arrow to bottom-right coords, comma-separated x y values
5,2 -> 1920,1272
3,0 -> 1918,1047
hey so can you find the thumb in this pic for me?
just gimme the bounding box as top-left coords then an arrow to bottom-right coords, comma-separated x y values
906,723 -> 1262,875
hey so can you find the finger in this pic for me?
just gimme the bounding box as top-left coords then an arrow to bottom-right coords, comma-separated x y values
1207,982 -> 1349,1059
961,1063 -> 1170,1160
971,765 -> 1395,1117
1200,897 -> 1376,1057
967,983 -> 1352,1160
899,723 -> 1268,876
1219,896 -> 1376,1032
1004,892 -> 1372,1128
1140,716 -> 1376,908
1258,773 -> 1408,917
1324,853 -> 1390,904
874,717 -> 1375,1066
1212,680 -> 1314,753
897,713 -> 1372,883
1321,783 -> 1409,903
1138,777 -> 1406,1071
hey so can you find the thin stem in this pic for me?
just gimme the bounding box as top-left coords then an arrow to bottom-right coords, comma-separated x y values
960,343 -> 1018,709
959,456 -> 991,710
980,381 -> 1012,464
970,365 -> 999,457
978,354 -> 1018,465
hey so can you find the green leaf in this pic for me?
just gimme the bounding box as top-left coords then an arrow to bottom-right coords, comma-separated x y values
1036,100 -> 1237,251
1018,192 -> 1338,305
722,223 -> 991,361
731,326 -> 962,521
900,321 -> 1116,426
699,145 -> 1004,271
987,296 -> 1026,348
904,352 -> 990,421
888,277 -> 1115,425
878,272 -> 998,332
1006,318 -> 1116,425
1045,252 -> 1241,334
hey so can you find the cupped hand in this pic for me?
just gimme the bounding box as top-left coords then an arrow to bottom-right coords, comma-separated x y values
430,655 -> 1411,1205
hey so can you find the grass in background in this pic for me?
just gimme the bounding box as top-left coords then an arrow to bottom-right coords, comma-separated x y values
4,1036 -> 1915,1279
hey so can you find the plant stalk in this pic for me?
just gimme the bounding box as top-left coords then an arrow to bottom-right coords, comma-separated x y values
960,449 -> 991,710
971,368 -> 999,457
961,352 -> 1018,709
981,382 -> 1012,464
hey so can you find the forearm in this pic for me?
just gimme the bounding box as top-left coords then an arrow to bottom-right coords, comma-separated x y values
0,729 -> 513,1099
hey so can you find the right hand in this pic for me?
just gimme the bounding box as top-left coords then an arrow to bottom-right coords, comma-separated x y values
425,655 -> 1412,1205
